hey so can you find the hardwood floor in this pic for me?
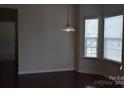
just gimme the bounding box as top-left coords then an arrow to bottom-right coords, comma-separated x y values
19,71 -> 76,88
18,71 -> 121,88
0,60 -> 16,88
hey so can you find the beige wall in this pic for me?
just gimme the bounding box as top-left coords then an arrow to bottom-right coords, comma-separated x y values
78,4 -> 124,78
0,5 -> 75,74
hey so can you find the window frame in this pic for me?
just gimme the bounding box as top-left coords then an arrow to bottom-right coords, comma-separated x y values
82,17 -> 100,59
103,13 -> 124,64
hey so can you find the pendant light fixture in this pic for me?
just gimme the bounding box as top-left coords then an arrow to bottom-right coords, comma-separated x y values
62,5 -> 75,32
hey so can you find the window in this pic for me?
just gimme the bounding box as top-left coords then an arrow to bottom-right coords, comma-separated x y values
104,15 -> 123,62
84,19 -> 99,58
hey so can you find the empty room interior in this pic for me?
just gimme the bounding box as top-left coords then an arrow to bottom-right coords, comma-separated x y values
0,4 -> 124,88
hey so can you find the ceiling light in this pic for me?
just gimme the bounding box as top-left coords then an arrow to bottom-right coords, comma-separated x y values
62,5 -> 75,32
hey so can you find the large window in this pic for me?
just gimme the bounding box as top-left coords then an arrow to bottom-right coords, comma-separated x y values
84,19 -> 99,58
104,15 -> 123,62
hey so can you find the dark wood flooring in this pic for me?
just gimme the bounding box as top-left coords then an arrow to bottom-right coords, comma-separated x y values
0,60 -> 16,88
18,71 -> 122,88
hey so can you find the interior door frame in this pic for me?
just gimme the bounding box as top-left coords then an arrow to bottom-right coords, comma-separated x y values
0,8 -> 18,87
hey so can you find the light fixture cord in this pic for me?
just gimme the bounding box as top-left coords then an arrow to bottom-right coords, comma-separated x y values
67,4 -> 69,25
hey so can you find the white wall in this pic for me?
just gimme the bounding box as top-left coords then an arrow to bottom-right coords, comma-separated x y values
0,5 -> 75,74
79,4 -> 124,78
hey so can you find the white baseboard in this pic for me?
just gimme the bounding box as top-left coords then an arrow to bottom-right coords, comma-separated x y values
18,68 -> 75,75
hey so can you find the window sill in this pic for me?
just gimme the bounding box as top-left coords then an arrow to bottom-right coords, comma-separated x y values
81,57 -> 122,65
82,56 -> 98,60
103,58 -> 122,65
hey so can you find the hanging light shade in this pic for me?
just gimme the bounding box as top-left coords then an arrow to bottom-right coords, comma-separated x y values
62,5 -> 75,32
62,25 -> 75,32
